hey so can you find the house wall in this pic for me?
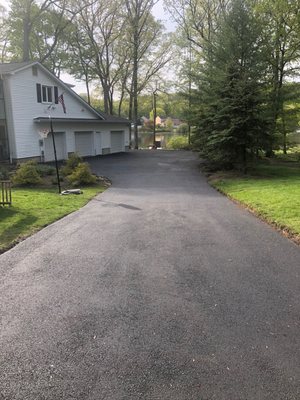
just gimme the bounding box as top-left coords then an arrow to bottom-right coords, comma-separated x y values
36,121 -> 129,161
7,66 -> 97,160
2,77 -> 16,161
4,65 -> 129,161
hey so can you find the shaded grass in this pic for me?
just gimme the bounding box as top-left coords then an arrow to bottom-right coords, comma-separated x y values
0,185 -> 106,253
209,161 -> 300,242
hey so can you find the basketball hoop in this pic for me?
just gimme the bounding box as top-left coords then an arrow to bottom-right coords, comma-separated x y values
38,128 -> 50,139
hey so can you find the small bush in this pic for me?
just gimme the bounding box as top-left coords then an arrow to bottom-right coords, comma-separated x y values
12,161 -> 42,186
66,163 -> 97,186
61,153 -> 83,176
0,166 -> 9,180
36,164 -> 56,176
166,135 -> 189,150
51,176 -> 64,185
177,123 -> 189,134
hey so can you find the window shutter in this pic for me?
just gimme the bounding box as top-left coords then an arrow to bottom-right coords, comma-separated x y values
36,83 -> 42,103
54,86 -> 58,104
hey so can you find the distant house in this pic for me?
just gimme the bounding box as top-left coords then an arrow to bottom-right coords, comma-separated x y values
156,117 -> 182,128
0,61 -> 130,163
140,116 -> 149,125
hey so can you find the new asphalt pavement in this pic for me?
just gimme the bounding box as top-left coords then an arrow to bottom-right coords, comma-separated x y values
0,150 -> 299,399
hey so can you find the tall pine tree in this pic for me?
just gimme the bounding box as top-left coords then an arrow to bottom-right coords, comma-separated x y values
194,0 -> 271,171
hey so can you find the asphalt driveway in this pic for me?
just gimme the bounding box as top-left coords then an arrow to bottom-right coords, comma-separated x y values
0,150 -> 299,399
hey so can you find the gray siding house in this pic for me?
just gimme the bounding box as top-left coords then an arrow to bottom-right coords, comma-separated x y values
0,61 -> 130,163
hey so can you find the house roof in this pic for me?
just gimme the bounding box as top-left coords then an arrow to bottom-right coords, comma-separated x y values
0,61 -> 130,125
0,61 -> 36,74
34,116 -> 130,125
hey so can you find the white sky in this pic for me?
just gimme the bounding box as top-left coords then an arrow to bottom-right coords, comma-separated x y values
152,0 -> 176,33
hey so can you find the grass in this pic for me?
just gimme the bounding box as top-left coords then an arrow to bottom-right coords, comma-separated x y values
0,185 -> 106,253
209,158 -> 300,243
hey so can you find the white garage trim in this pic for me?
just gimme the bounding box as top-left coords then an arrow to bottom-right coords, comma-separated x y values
44,132 -> 66,162
75,131 -> 94,157
95,131 -> 102,155
111,131 -> 124,153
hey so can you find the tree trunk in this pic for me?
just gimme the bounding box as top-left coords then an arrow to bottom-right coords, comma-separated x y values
22,15 -> 31,61
132,27 -> 139,149
128,78 -> 134,120
102,83 -> 110,114
118,89 -> 125,117
282,111 -> 287,154
242,145 -> 247,174
109,90 -> 114,115
85,78 -> 91,105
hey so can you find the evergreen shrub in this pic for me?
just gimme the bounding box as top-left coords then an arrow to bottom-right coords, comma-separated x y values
61,153 -> 83,176
36,164 -> 56,176
12,161 -> 42,186
66,163 -> 97,186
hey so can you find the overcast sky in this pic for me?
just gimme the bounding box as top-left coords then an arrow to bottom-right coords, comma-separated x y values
152,0 -> 176,32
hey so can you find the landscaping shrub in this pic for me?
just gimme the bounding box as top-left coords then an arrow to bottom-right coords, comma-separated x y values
60,153 -> 83,176
12,161 -> 42,186
0,166 -> 9,180
166,135 -> 189,150
177,123 -> 189,134
66,163 -> 97,186
36,164 -> 56,176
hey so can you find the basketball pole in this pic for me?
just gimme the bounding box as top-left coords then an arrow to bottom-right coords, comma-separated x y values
49,116 -> 61,194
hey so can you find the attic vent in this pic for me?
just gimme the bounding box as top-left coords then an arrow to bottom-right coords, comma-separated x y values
32,66 -> 38,76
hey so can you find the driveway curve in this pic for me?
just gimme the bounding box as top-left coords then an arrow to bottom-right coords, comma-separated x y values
0,150 -> 299,400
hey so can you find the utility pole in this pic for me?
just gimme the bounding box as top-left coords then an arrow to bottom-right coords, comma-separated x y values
153,89 -> 157,148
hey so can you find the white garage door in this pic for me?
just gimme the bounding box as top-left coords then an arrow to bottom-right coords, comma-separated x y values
75,132 -> 94,157
111,131 -> 124,153
44,132 -> 66,162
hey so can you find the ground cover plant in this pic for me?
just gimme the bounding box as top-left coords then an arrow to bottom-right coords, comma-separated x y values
209,154 -> 300,242
0,159 -> 108,253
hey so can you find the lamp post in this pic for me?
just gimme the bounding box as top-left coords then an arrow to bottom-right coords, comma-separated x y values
49,115 -> 61,194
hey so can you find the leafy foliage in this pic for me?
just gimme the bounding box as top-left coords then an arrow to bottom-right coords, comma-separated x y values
166,135 -> 189,150
60,153 -> 83,177
12,161 -> 42,186
66,163 -> 97,186
0,166 -> 9,180
177,123 -> 189,134
35,164 -> 56,177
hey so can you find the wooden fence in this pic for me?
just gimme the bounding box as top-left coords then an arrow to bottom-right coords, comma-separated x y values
0,181 -> 12,206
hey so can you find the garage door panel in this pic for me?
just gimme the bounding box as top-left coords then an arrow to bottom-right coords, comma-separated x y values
111,131 -> 124,153
44,132 -> 66,162
75,132 -> 94,157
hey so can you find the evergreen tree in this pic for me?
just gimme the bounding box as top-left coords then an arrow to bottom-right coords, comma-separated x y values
194,0 -> 270,171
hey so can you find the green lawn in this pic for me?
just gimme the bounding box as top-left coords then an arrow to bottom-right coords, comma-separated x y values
210,161 -> 300,240
0,185 -> 106,253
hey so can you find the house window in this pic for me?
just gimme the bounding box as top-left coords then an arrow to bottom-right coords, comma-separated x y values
42,85 -> 53,103
36,84 -> 58,104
